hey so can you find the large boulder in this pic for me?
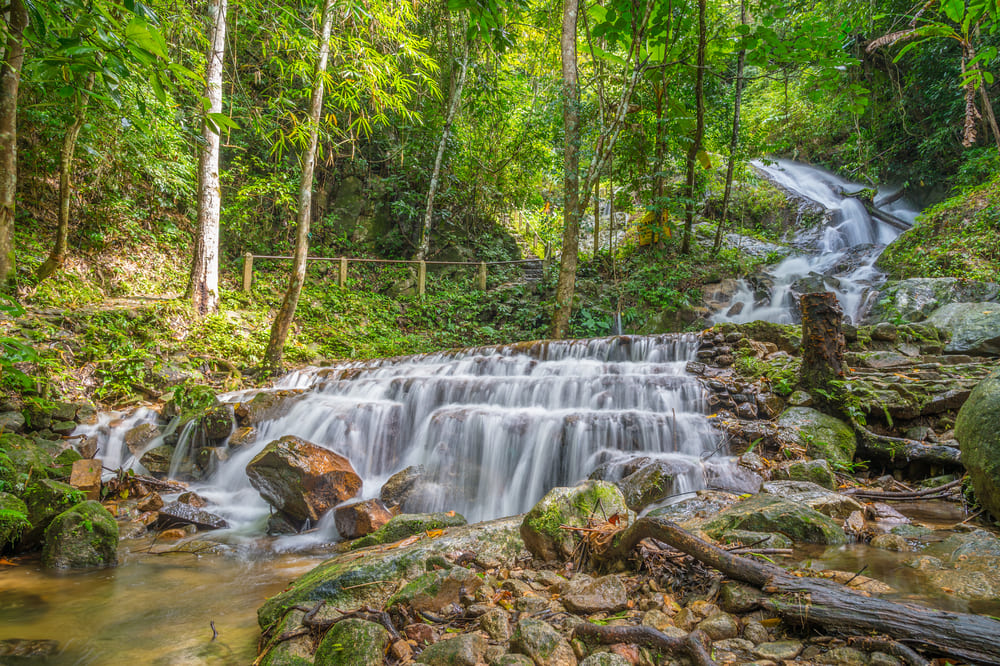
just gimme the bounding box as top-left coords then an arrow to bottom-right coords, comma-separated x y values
956,366 -> 1000,519
21,479 -> 86,549
41,501 -> 118,568
703,494 -> 847,545
926,302 -> 1000,356
776,407 -> 856,465
868,278 -> 1000,323
245,436 -> 362,523
200,404 -> 236,441
521,481 -> 629,561
617,459 -> 696,510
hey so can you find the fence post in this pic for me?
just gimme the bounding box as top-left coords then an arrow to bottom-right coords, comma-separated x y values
339,256 -> 348,287
417,260 -> 426,297
478,261 -> 487,291
242,252 -> 253,293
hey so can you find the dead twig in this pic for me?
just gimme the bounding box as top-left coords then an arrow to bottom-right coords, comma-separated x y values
573,624 -> 718,666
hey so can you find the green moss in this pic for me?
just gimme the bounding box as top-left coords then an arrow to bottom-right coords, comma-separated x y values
0,492 -> 31,550
348,512 -> 466,550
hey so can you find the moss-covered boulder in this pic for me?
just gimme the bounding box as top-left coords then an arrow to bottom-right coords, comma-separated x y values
617,460 -> 691,511
21,479 -> 85,549
868,278 -> 1000,324
258,516 -> 526,634
201,404 -> 236,441
777,407 -> 856,465
0,492 -> 30,551
703,494 -> 846,545
0,433 -> 62,482
41,501 -> 118,569
349,511 -> 467,549
388,565 -> 484,613
774,459 -> 837,490
314,618 -> 390,666
926,302 -> 1000,356
956,366 -> 1000,520
521,481 -> 628,561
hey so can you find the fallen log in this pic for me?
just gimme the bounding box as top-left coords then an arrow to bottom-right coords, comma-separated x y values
845,478 -> 963,502
840,188 -> 911,231
591,515 -> 1000,664
573,624 -> 717,666
850,417 -> 963,467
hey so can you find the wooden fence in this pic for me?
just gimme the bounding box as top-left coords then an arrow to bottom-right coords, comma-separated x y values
241,253 -> 549,296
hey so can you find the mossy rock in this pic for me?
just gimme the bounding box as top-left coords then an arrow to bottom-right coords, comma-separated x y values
777,407 -> 856,465
0,492 -> 30,551
956,366 -> 1000,520
779,459 -> 837,490
21,479 -> 86,549
314,618 -> 390,666
737,321 -> 802,353
520,480 -> 629,561
200,404 -> 236,441
703,494 -> 846,545
349,512 -> 467,549
256,608 -> 315,666
0,433 -> 61,482
415,633 -> 487,665
41,500 -> 118,569
387,565 -> 483,614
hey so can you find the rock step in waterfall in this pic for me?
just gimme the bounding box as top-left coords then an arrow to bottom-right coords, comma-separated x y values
78,334 -> 741,539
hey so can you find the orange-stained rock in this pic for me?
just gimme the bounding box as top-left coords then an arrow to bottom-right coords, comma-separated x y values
334,498 -> 393,539
69,458 -> 102,500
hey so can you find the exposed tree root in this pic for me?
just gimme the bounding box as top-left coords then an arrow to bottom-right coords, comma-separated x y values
850,417 -> 962,466
845,477 -> 963,502
573,624 -> 717,666
591,515 -> 1000,665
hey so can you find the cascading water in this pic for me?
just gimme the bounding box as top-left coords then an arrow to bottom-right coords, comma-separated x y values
713,159 -> 920,324
79,334 -> 732,539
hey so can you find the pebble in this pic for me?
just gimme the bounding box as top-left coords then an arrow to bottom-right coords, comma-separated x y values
754,640 -> 804,661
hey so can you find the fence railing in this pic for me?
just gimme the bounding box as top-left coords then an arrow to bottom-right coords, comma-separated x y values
241,253 -> 547,296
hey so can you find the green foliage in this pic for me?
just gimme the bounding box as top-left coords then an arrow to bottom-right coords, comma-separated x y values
1,297 -> 40,392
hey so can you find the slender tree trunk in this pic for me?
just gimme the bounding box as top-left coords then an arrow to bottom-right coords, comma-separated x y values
680,0 -> 706,255
0,0 -> 28,287
713,0 -> 746,253
37,72 -> 97,282
415,25 -> 469,261
261,0 -> 336,375
551,0 -> 581,339
189,0 -> 229,315
593,179 -> 600,255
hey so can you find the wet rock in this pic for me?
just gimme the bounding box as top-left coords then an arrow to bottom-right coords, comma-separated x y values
718,581 -> 765,613
870,533 -> 912,552
51,420 -> 77,436
77,436 -> 98,459
776,407 -> 856,464
416,633 -> 487,665
257,608 -> 313,666
139,444 -> 175,476
787,390 -> 814,407
956,366 -> 1000,520
562,574 -> 627,614
156,501 -> 229,530
245,435 -> 362,523
521,481 -> 629,561
926,302 -> 1000,355
266,511 -> 301,535
0,639 -> 60,658
389,566 -> 484,614
817,646 -> 869,665
865,502 -> 910,533
0,411 -> 26,433
703,494 -> 847,545
391,639 -> 414,662
335,498 -> 393,539
195,447 -> 228,475
495,655 -> 535,666
775,459 -> 837,490
21,479 -> 86,549
868,278 -> 1000,323
762,480 -> 863,519
871,322 -> 898,342
227,426 -> 255,449
178,491 -> 208,508
511,617 -> 577,666
754,641 -> 803,661
314,618 -> 390,666
0,492 -> 30,550
480,607 -> 512,641
405,622 -> 438,645
698,611 -> 739,640
350,511 -> 467,549
646,490 -> 741,530
743,621 -> 769,645
380,464 -> 426,510
69,458 -> 102,500
42,500 -> 117,569
200,404 -> 235,441
705,463 -> 763,495
757,393 -> 785,419
579,654 -> 630,666
618,460 -> 691,510
234,390 -> 304,426
719,530 -> 792,549
124,423 -> 161,455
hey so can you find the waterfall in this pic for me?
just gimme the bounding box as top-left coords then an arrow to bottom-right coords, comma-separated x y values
79,334 -> 731,536
713,159 -> 920,324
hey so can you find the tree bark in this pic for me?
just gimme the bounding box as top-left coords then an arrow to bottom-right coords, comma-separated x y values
680,0 -> 706,255
415,18 -> 469,262
798,292 -> 846,392
261,0 -> 336,374
713,0 -> 746,253
591,515 -> 1000,665
38,72 -> 97,282
550,0 -> 581,340
188,0 -> 229,316
0,0 -> 28,287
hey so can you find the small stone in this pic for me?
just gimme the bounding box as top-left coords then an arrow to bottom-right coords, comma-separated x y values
787,390 -> 814,407
672,607 -> 699,631
494,655 -> 534,666
817,646 -> 869,665
136,492 -> 164,512
697,612 -> 739,641
404,623 -> 437,646
870,533 -> 912,552
562,574 -> 628,614
869,652 -> 903,666
124,423 -> 161,455
391,639 -> 413,662
754,640 -> 804,661
511,618 -> 577,666
158,528 -> 188,539
718,581 -> 765,613
712,638 -> 755,663
415,633 -> 487,666
0,411 -> 26,433
742,621 -> 769,645
579,653 -> 630,666
872,322 -> 898,341
480,608 -> 511,641
641,609 -> 673,632
178,491 -> 208,508
69,458 -> 102,500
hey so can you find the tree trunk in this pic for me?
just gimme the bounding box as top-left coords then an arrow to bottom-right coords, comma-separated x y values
550,0 -> 581,339
799,291 -> 846,392
261,0 -> 335,375
0,0 -> 28,287
415,24 -> 469,262
593,179 -> 600,255
713,0 -> 746,253
38,72 -> 97,282
680,0 -> 706,255
189,0 -> 229,316
591,515 -> 1000,665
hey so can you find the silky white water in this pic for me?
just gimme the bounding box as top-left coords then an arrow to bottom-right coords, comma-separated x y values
713,159 -> 920,324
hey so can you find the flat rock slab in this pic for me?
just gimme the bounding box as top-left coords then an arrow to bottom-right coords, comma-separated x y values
156,501 -> 229,530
